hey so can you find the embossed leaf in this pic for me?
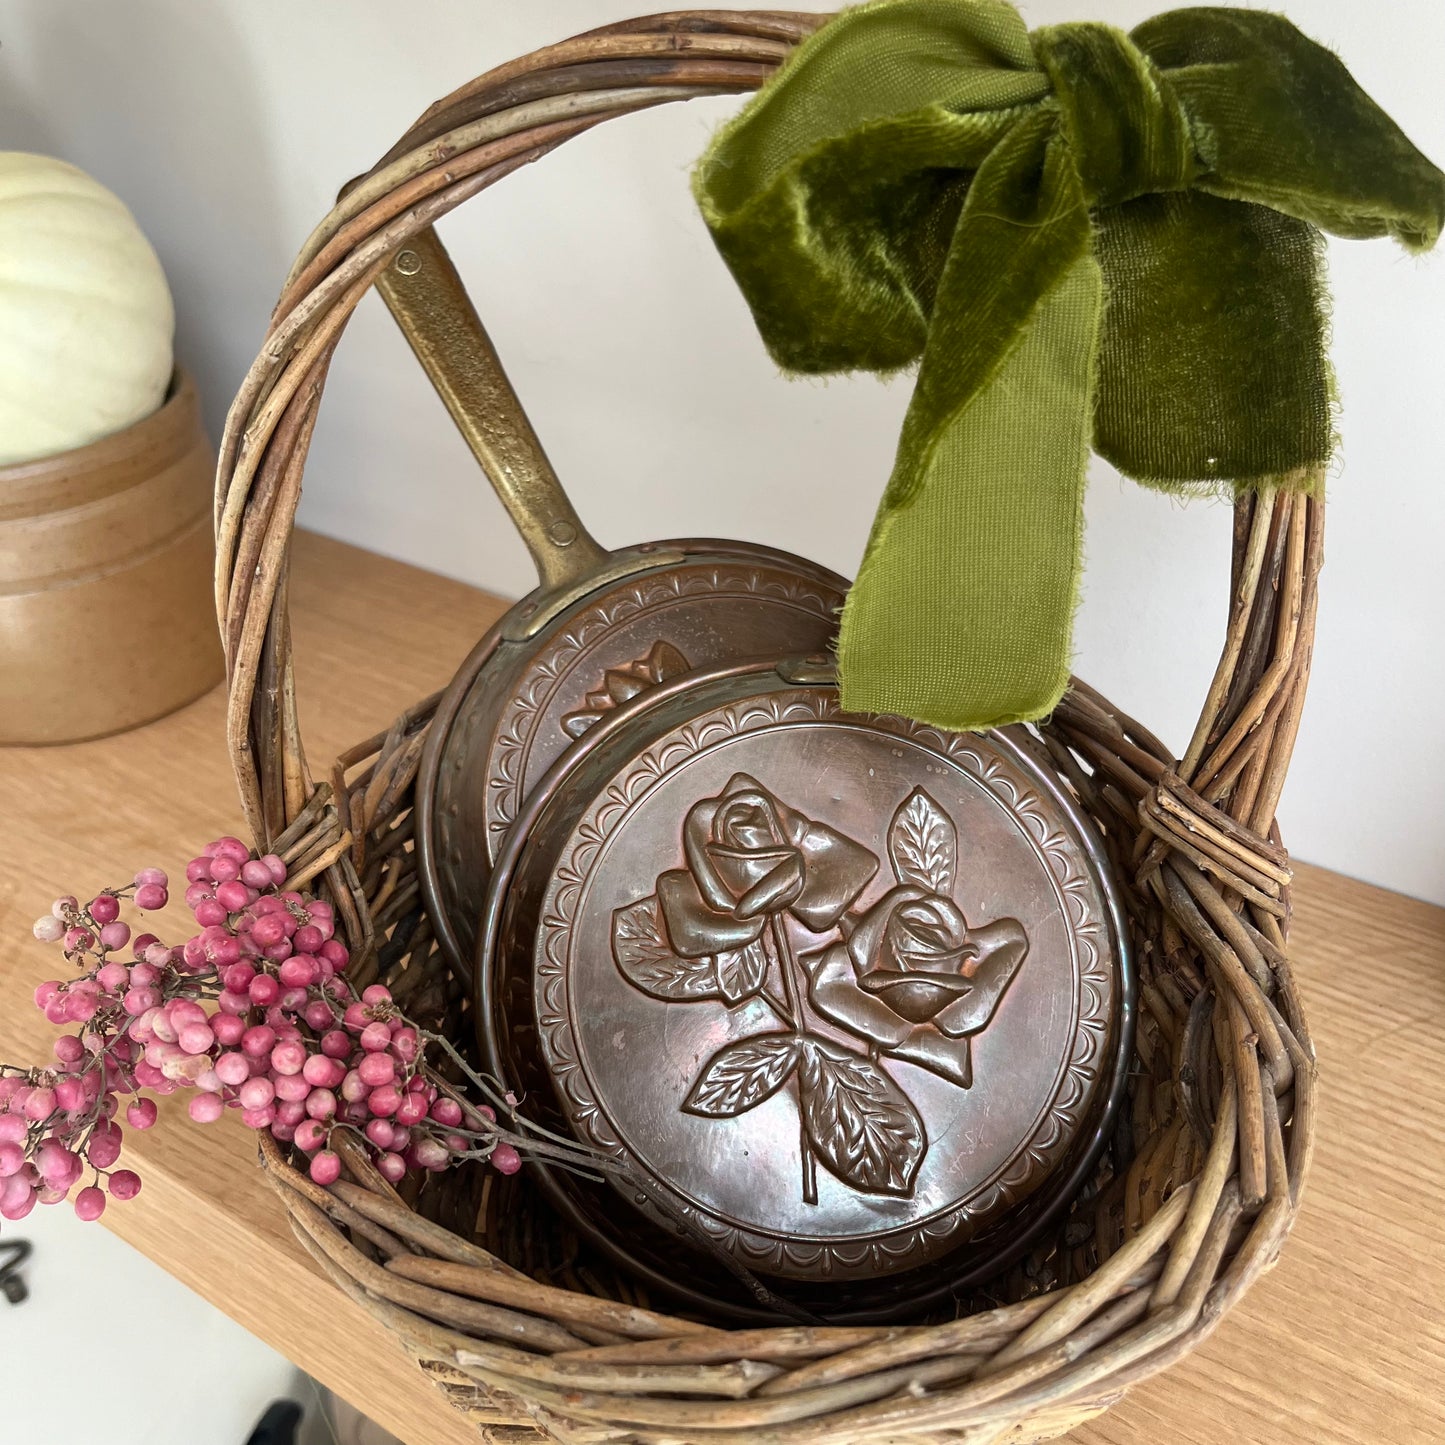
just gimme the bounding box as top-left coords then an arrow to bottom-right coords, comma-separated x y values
683,1034 -> 801,1117
888,788 -> 957,895
612,896 -> 718,1001
714,938 -> 768,1004
797,1037 -> 925,1196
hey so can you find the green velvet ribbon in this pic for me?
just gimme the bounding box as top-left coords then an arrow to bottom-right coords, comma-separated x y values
695,0 -> 1445,729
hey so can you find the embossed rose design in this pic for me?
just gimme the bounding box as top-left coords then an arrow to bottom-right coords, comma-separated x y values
808,885 -> 1028,1089
656,772 -> 877,959
850,887 -> 981,1022
611,780 -> 1029,1201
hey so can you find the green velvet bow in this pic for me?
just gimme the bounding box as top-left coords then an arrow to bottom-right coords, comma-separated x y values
695,0 -> 1445,730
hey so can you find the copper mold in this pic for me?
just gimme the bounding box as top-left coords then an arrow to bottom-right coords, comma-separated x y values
479,661 -> 1135,1320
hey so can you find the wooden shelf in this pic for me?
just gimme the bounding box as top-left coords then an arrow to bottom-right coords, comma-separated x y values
1,530 -> 1440,1445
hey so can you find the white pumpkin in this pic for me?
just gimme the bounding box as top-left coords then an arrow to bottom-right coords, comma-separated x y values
0,152 -> 174,467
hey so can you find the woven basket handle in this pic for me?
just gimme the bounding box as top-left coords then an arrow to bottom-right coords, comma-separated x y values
218,9 -> 1321,868
374,225 -> 606,591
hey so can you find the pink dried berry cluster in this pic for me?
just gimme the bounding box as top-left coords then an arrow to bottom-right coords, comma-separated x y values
2,837 -> 517,1226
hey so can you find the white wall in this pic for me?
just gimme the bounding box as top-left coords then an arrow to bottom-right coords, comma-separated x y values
2,0 -> 1441,905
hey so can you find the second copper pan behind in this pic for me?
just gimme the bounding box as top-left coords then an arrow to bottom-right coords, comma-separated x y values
416,538 -> 845,981
369,226 -> 848,981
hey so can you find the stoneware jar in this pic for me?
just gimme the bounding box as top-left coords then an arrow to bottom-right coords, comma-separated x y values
0,369 -> 223,743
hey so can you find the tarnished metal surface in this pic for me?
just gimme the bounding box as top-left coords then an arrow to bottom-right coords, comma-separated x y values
481,663 -> 1133,1308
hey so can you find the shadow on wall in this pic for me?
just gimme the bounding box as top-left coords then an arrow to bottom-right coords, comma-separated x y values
0,0 -> 287,446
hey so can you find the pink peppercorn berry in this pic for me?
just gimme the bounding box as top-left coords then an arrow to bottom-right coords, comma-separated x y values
309,1150 -> 341,1186
294,1120 -> 327,1153
126,1098 -> 158,1130
88,893 -> 121,926
73,1186 -> 107,1222
375,1152 -> 407,1183
53,1034 -> 85,1066
431,1098 -> 463,1128
134,883 -> 168,911
189,1093 -> 224,1124
108,1170 -> 142,1201
304,1089 -> 337,1121
32,915 -> 65,943
356,1052 -> 394,1089
269,1040 -> 306,1076
24,1087 -> 57,1122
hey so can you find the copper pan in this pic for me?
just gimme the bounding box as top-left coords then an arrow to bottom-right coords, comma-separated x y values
373,228 -> 848,982
477,656 -> 1136,1322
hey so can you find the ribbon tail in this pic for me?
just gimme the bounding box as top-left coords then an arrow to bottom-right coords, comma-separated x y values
838,250 -> 1103,730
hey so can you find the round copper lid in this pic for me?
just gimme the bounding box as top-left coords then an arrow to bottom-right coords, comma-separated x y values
484,664 -> 1132,1298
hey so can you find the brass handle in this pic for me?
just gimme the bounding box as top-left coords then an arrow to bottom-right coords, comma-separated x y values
373,226 -> 607,591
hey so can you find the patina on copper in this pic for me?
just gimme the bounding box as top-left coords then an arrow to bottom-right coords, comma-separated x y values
375,226 -> 849,983
479,660 -> 1134,1318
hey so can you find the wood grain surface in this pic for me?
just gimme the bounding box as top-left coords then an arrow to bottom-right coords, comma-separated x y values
1,531 -> 1440,1445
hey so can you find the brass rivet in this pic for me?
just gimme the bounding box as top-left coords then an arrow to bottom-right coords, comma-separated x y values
395,249 -> 421,276
548,520 -> 577,547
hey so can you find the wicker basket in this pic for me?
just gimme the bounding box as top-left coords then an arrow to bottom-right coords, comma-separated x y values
215,12 -> 1318,1443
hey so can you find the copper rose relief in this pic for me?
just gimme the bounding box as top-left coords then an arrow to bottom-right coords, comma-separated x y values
610,774 -> 1029,1204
